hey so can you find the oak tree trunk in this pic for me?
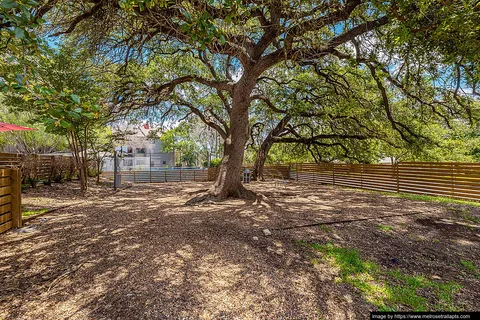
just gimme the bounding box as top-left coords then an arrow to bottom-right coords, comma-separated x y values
210,75 -> 256,199
252,115 -> 292,181
252,138 -> 274,181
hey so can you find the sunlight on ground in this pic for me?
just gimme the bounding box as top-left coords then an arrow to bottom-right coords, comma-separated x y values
0,181 -> 478,319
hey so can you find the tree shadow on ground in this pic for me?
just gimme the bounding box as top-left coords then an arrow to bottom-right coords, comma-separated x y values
0,181 -> 478,319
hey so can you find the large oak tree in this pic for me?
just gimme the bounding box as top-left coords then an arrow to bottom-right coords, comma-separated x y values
44,0 -> 394,199
8,0 -> 479,199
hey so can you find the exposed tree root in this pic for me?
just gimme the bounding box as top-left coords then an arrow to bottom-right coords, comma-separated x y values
186,188 -> 210,196
185,186 -> 258,205
185,193 -> 219,205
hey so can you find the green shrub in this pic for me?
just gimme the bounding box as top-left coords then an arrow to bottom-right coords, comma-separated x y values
209,158 -> 222,168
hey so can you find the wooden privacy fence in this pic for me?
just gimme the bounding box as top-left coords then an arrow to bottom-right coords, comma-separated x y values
0,153 -> 75,183
291,162 -> 480,201
0,167 -> 22,234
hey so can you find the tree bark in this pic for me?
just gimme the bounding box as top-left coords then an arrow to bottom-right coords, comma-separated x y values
67,130 -> 88,193
252,115 -> 292,181
96,159 -> 101,184
252,138 -> 274,181
210,75 -> 256,199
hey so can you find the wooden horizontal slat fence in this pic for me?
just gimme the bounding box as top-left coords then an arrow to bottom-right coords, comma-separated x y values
103,169 -> 210,183
0,167 -> 22,234
250,165 -> 290,180
0,153 -> 21,167
291,162 -> 480,201
104,162 -> 480,201
0,153 -> 75,183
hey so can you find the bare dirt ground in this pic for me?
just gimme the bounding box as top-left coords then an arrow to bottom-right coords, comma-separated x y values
0,181 -> 478,319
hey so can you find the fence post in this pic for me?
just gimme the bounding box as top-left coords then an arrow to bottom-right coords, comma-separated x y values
396,163 -> 399,193
311,164 -> 314,184
451,163 -> 455,198
11,168 -> 22,228
34,154 -> 39,182
332,164 -> 335,185
134,171 -> 136,183
193,170 -> 196,182
296,163 -> 298,181
165,170 -> 167,182
50,155 -> 55,181
180,168 -> 182,182
149,154 -> 152,183
360,164 -> 363,189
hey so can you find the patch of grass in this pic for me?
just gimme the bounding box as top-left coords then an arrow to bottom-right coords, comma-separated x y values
460,260 -> 480,279
302,242 -> 463,311
22,208 -> 49,218
408,234 -> 426,242
358,188 -> 480,207
393,193 -> 480,207
376,224 -> 394,232
388,270 -> 462,311
318,224 -> 331,233
448,207 -> 480,225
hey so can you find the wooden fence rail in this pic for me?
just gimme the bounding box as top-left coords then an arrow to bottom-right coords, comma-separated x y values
0,167 -> 22,234
291,162 -> 480,201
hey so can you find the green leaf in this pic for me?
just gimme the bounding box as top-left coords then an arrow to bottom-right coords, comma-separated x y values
70,94 -> 80,104
7,43 -> 20,54
13,27 -> 25,39
68,111 -> 81,119
0,0 -> 17,9
60,120 -> 71,128
90,104 -> 100,111
73,107 -> 83,113
15,73 -> 24,85
25,0 -> 39,6
219,34 -> 226,45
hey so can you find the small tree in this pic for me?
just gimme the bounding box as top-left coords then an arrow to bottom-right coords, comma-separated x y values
2,42 -> 105,192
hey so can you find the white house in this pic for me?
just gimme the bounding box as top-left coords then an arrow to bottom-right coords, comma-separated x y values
103,123 -> 175,172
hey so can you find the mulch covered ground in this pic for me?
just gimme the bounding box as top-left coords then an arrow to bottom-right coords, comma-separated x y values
0,181 -> 478,319
21,180 -> 120,212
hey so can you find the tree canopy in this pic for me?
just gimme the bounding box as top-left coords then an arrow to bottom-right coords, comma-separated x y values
1,0 -> 479,199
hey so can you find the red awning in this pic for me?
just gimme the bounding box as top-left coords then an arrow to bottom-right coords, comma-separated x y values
0,122 -> 35,132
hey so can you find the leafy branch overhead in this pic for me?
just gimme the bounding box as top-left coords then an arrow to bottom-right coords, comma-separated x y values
1,0 -> 479,198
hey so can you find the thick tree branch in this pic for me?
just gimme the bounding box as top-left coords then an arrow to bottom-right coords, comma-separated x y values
176,99 -> 228,140
50,1 -> 106,37
152,75 -> 233,96
260,16 -> 388,69
250,95 -> 287,113
274,134 -> 369,143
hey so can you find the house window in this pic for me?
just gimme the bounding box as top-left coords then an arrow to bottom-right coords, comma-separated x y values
162,161 -> 166,165
136,148 -> 146,154
127,147 -> 133,153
